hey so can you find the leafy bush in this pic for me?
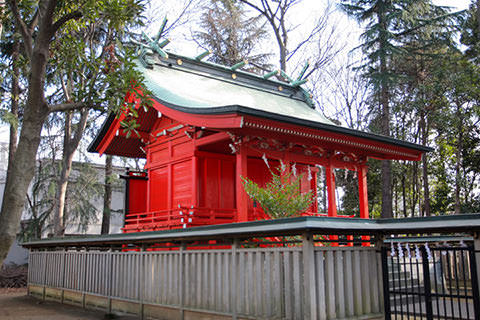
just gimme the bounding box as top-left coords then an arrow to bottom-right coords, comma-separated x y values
241,165 -> 314,219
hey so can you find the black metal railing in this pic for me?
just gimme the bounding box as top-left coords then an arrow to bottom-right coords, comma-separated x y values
382,242 -> 480,320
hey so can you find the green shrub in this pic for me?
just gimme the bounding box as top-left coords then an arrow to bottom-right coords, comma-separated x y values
241,165 -> 314,219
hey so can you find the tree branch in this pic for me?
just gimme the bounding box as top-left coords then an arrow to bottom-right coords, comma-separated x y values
71,109 -> 89,147
238,0 -> 267,16
7,0 -> 33,58
51,10 -> 83,35
27,8 -> 39,32
60,76 -> 71,102
49,102 -> 86,113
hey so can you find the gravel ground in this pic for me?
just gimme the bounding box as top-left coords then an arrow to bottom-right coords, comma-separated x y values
0,289 -> 138,320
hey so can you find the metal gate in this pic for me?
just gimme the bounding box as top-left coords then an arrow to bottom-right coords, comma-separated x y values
381,242 -> 480,319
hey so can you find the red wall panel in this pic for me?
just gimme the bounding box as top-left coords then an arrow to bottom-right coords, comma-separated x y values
198,156 -> 235,209
172,160 -> 192,207
220,160 -> 235,208
149,166 -> 168,212
129,179 -> 147,214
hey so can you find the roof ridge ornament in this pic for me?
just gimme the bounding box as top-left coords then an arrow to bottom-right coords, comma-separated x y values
155,16 -> 168,42
263,69 -> 279,79
195,50 -> 211,61
280,70 -> 293,82
141,31 -> 169,59
230,60 -> 248,71
296,61 -> 310,81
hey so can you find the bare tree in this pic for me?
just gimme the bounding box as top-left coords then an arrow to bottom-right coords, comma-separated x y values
238,0 -> 343,76
318,61 -> 370,130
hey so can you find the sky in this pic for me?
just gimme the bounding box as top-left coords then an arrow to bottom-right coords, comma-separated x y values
0,0 -> 472,164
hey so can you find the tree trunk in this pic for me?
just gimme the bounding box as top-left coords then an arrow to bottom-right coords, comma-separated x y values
279,39 -> 287,72
476,0 -> 480,35
380,97 -> 392,218
0,2 -> 4,40
52,151 -> 74,236
378,12 -> 392,219
454,104 -> 463,214
411,162 -> 418,216
0,29 -> 51,265
0,100 -> 48,263
101,155 -> 113,235
419,111 -> 431,216
401,167 -> 407,217
7,39 -> 19,180
53,109 -> 88,236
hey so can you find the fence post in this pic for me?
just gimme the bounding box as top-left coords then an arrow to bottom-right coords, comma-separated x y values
82,248 -> 88,308
421,246 -> 433,320
302,232 -> 317,320
471,235 -> 480,317
108,247 -> 113,314
380,246 -> 391,320
231,238 -> 239,320
42,250 -> 48,301
139,245 -> 145,320
375,235 -> 385,312
179,242 -> 186,320
61,249 -> 67,303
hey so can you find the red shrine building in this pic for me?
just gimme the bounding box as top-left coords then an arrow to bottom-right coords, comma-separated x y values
89,48 -> 430,233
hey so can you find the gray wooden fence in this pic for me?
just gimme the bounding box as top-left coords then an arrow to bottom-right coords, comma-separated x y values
28,244 -> 383,320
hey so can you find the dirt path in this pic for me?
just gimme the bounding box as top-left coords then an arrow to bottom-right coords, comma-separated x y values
0,289 -> 137,320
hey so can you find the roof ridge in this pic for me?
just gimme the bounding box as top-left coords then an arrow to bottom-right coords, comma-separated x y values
131,32 -> 316,108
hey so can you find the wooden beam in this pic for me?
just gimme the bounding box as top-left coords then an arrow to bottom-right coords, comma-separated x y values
115,129 -> 150,141
152,100 -> 244,129
194,132 -> 230,147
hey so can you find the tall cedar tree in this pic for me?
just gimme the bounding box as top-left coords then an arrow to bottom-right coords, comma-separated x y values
389,2 -> 457,216
196,0 -> 272,73
339,0 -> 458,218
0,0 -> 149,267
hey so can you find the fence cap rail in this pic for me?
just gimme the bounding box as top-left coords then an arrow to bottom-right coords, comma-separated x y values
22,214 -> 480,249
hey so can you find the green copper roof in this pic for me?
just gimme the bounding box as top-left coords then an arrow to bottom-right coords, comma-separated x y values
88,45 -> 433,156
138,52 -> 335,126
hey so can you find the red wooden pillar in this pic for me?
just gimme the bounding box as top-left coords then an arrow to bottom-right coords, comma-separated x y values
358,165 -> 370,246
191,155 -> 198,207
325,163 -> 338,246
358,165 -> 369,219
325,164 -> 337,217
236,142 -> 249,222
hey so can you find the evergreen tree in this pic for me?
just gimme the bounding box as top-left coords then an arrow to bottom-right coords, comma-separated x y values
339,0 -> 459,218
196,0 -> 272,73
